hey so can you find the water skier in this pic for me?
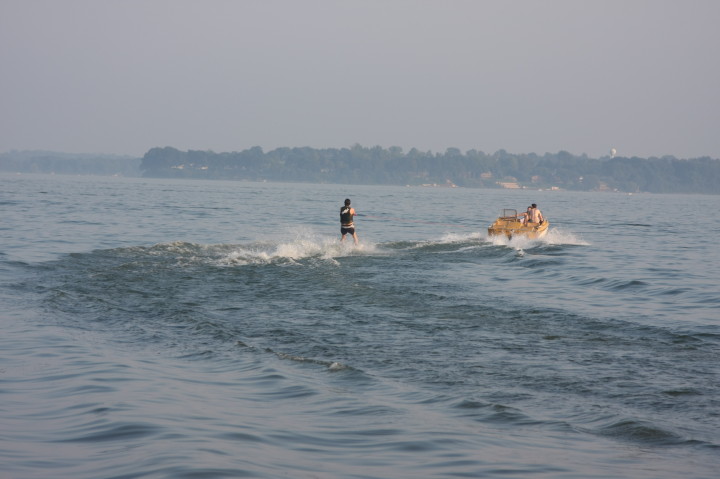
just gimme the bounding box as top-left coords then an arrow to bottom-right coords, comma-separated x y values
340,198 -> 359,245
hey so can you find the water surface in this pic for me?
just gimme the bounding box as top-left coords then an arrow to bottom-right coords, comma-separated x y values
1,174 -> 718,478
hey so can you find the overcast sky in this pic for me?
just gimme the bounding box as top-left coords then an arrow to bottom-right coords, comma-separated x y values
1,0 -> 718,159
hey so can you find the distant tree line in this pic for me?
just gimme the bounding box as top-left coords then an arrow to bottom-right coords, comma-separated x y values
139,145 -> 720,194
3,146 -> 719,194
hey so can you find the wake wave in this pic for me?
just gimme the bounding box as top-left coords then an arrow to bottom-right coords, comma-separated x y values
90,226 -> 588,268
486,227 -> 589,248
124,235 -> 383,267
222,236 -> 380,265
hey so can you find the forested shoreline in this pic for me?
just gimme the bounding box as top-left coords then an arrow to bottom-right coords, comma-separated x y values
139,145 -> 720,194
3,146 -> 719,194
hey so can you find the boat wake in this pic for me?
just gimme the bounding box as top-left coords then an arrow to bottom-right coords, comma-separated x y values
122,234 -> 385,267
222,235 -> 382,265
487,227 -> 589,248
73,226 -> 588,270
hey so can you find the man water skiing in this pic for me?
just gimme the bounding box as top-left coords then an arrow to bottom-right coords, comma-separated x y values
340,198 -> 359,245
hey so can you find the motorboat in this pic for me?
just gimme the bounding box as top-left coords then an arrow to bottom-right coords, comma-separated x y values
488,209 -> 549,239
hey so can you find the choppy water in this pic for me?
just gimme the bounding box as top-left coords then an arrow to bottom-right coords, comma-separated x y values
1,173 -> 719,478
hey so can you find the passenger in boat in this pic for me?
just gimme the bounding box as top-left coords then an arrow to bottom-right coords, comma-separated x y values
528,203 -> 544,224
519,205 -> 532,225
340,198 -> 359,245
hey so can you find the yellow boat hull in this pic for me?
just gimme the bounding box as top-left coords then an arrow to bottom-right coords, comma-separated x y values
488,216 -> 549,240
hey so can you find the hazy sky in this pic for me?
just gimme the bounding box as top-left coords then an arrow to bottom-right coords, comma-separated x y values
2,0 -> 719,159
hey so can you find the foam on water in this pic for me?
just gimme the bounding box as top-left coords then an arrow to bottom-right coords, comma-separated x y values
130,226 -> 588,271
120,233 -> 387,268
486,227 -> 589,248
222,234 -> 382,265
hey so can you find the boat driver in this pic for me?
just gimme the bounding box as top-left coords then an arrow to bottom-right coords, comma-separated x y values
528,203 -> 544,224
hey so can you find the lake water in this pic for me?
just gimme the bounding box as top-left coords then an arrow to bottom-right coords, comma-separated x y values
1,173 -> 718,478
